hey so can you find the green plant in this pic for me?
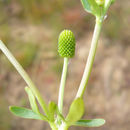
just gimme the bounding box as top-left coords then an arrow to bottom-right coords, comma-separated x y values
0,0 -> 115,129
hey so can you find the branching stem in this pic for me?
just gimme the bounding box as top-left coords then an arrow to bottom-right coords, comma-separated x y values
0,40 -> 49,117
76,17 -> 103,98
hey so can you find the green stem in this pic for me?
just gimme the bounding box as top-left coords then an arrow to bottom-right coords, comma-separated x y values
104,0 -> 113,14
50,122 -> 68,130
58,57 -> 69,114
76,17 -> 103,98
50,122 -> 58,130
0,40 -> 49,117
59,123 -> 68,130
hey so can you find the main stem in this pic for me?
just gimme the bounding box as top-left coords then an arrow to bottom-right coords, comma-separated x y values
76,17 -> 103,98
58,57 -> 69,114
0,40 -> 49,117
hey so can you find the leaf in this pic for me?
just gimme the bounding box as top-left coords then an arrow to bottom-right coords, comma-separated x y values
111,0 -> 115,4
81,0 -> 100,16
9,106 -> 42,120
81,0 -> 92,13
65,98 -> 85,125
56,107 -> 65,121
73,119 -> 105,127
25,87 -> 49,121
48,101 -> 57,121
25,87 -> 40,114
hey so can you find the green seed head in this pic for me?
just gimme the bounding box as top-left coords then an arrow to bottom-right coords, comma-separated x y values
58,30 -> 75,58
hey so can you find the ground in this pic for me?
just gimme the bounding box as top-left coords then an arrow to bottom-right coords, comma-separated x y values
0,0 -> 130,130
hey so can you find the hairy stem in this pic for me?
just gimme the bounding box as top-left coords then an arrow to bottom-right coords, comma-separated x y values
76,17 -> 103,98
0,40 -> 49,117
58,57 -> 69,114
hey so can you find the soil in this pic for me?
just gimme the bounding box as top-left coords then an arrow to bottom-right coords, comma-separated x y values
0,1 -> 130,130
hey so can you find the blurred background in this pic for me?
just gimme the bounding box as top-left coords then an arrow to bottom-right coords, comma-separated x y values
0,0 -> 130,130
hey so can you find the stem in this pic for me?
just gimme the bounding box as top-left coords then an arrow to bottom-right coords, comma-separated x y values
104,0 -> 113,13
50,122 -> 68,130
58,57 -> 69,114
50,122 -> 58,130
76,17 -> 103,98
59,123 -> 68,130
0,40 -> 49,117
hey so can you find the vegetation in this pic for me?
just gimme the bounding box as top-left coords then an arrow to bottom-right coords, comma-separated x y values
1,0 -> 130,130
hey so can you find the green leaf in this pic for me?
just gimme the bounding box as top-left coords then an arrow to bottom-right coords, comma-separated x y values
66,98 -> 85,125
81,0 -> 100,16
111,0 -> 115,4
25,87 -> 49,121
73,119 -> 105,127
56,107 -> 65,122
9,106 -> 42,120
48,101 -> 57,121
25,87 -> 40,114
81,0 -> 91,13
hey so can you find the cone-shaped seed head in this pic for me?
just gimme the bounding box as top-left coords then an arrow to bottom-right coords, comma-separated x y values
58,30 -> 75,58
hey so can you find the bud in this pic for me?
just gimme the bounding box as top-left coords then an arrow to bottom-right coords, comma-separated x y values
58,30 -> 75,58
95,0 -> 104,6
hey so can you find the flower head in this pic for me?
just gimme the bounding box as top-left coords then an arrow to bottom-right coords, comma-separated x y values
58,30 -> 75,58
